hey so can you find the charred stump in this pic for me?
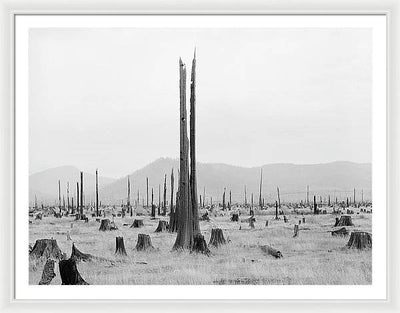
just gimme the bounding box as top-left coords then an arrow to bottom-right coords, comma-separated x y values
334,215 -> 354,227
30,238 -> 62,260
331,227 -> 349,237
99,219 -> 118,231
59,257 -> 89,285
136,234 -> 154,251
209,228 -> 226,247
260,245 -> 283,258
131,219 -> 144,228
231,213 -> 239,222
191,233 -> 210,256
155,220 -> 169,233
115,236 -> 127,256
38,259 -> 56,285
346,231 -> 372,250
71,243 -> 93,262
265,220 -> 269,227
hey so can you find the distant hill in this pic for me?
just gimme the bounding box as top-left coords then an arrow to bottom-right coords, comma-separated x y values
95,158 -> 372,205
29,166 -> 115,205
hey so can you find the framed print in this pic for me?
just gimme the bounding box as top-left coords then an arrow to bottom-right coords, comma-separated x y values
1,0 -> 399,311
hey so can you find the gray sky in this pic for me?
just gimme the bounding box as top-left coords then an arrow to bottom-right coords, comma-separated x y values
29,28 -> 372,178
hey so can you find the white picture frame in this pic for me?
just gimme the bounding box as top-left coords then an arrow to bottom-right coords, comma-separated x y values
1,0 -> 399,311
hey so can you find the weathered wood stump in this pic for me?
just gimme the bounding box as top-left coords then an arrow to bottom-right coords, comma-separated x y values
265,220 -> 269,227
346,231 -> 372,250
331,227 -> 349,237
38,259 -> 56,285
135,234 -> 154,251
191,233 -> 210,256
334,215 -> 354,227
59,257 -> 89,285
260,245 -> 283,258
115,236 -> 127,256
231,213 -> 239,222
199,212 -> 210,221
302,217 -> 305,223
209,228 -> 226,247
30,239 -> 62,260
298,220 -> 301,225
283,216 -> 288,223
293,224 -> 299,237
71,243 -> 93,262
155,220 -> 169,232
130,219 -> 144,228
99,219 -> 118,231
249,217 -> 255,228
35,213 -> 42,220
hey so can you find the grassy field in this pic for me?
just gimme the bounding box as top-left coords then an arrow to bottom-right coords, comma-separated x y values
29,208 -> 372,285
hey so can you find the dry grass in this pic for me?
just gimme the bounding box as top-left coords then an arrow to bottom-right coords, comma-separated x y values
29,209 -> 372,285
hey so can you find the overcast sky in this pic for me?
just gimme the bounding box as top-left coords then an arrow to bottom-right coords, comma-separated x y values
29,28 -> 372,178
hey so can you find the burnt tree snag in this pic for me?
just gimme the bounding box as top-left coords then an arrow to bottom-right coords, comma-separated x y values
80,171 -> 84,215
96,169 -> 99,217
222,188 -> 226,211
59,257 -> 89,285
293,224 -> 299,237
115,236 -> 127,256
209,228 -> 226,247
346,231 -> 372,250
259,169 -> 263,208
136,234 -> 154,251
313,195 -> 318,214
151,188 -> 156,217
163,174 -> 167,215
275,201 -> 279,220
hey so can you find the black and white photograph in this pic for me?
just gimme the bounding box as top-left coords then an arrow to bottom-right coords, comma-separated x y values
14,15 -> 386,297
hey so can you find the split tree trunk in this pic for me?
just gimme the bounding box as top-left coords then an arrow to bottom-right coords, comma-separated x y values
38,259 -> 56,285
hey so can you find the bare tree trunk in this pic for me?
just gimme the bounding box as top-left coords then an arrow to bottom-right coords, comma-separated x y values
222,188 -> 226,211
189,52 -> 200,235
75,182 -> 79,215
163,174 -> 167,215
277,186 -> 281,209
173,58 -> 193,250
146,177 -> 149,208
127,175 -> 131,216
244,185 -> 247,206
151,188 -> 155,217
96,170 -> 99,217
259,169 -> 263,208
67,182 -> 70,213
80,172 -> 84,216
58,180 -> 61,213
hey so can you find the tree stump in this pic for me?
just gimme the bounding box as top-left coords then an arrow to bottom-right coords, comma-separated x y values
346,231 -> 372,250
283,216 -> 288,223
302,217 -> 305,223
38,259 -> 56,285
30,239 -> 62,260
231,213 -> 239,222
331,227 -> 349,237
59,257 -> 89,285
260,245 -> 283,258
71,243 -> 93,262
99,219 -> 118,231
265,220 -> 268,227
293,224 -> 299,237
135,234 -> 154,251
35,213 -> 42,220
209,228 -> 226,247
249,217 -> 255,228
115,236 -> 127,256
298,220 -> 301,225
334,215 -> 354,227
155,220 -> 169,232
199,212 -> 210,221
191,233 -> 210,256
130,219 -> 144,228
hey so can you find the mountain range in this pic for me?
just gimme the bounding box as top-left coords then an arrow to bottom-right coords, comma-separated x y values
29,158 -> 371,206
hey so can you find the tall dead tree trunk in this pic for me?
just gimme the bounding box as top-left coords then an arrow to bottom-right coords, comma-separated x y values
275,201 -> 278,220
222,188 -> 226,211
277,186 -> 281,209
75,182 -> 79,215
244,185 -> 247,207
67,182 -> 70,213
169,169 -> 176,231
313,195 -> 318,214
189,52 -> 200,235
58,180 -> 61,213
173,58 -> 193,250
96,169 -> 99,217
151,188 -> 155,217
146,177 -> 149,208
127,175 -> 131,216
203,187 -> 205,208
158,184 -> 161,216
259,169 -> 263,209
229,190 -> 232,209
306,185 -> 309,206
80,171 -> 84,215
163,174 -> 167,215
